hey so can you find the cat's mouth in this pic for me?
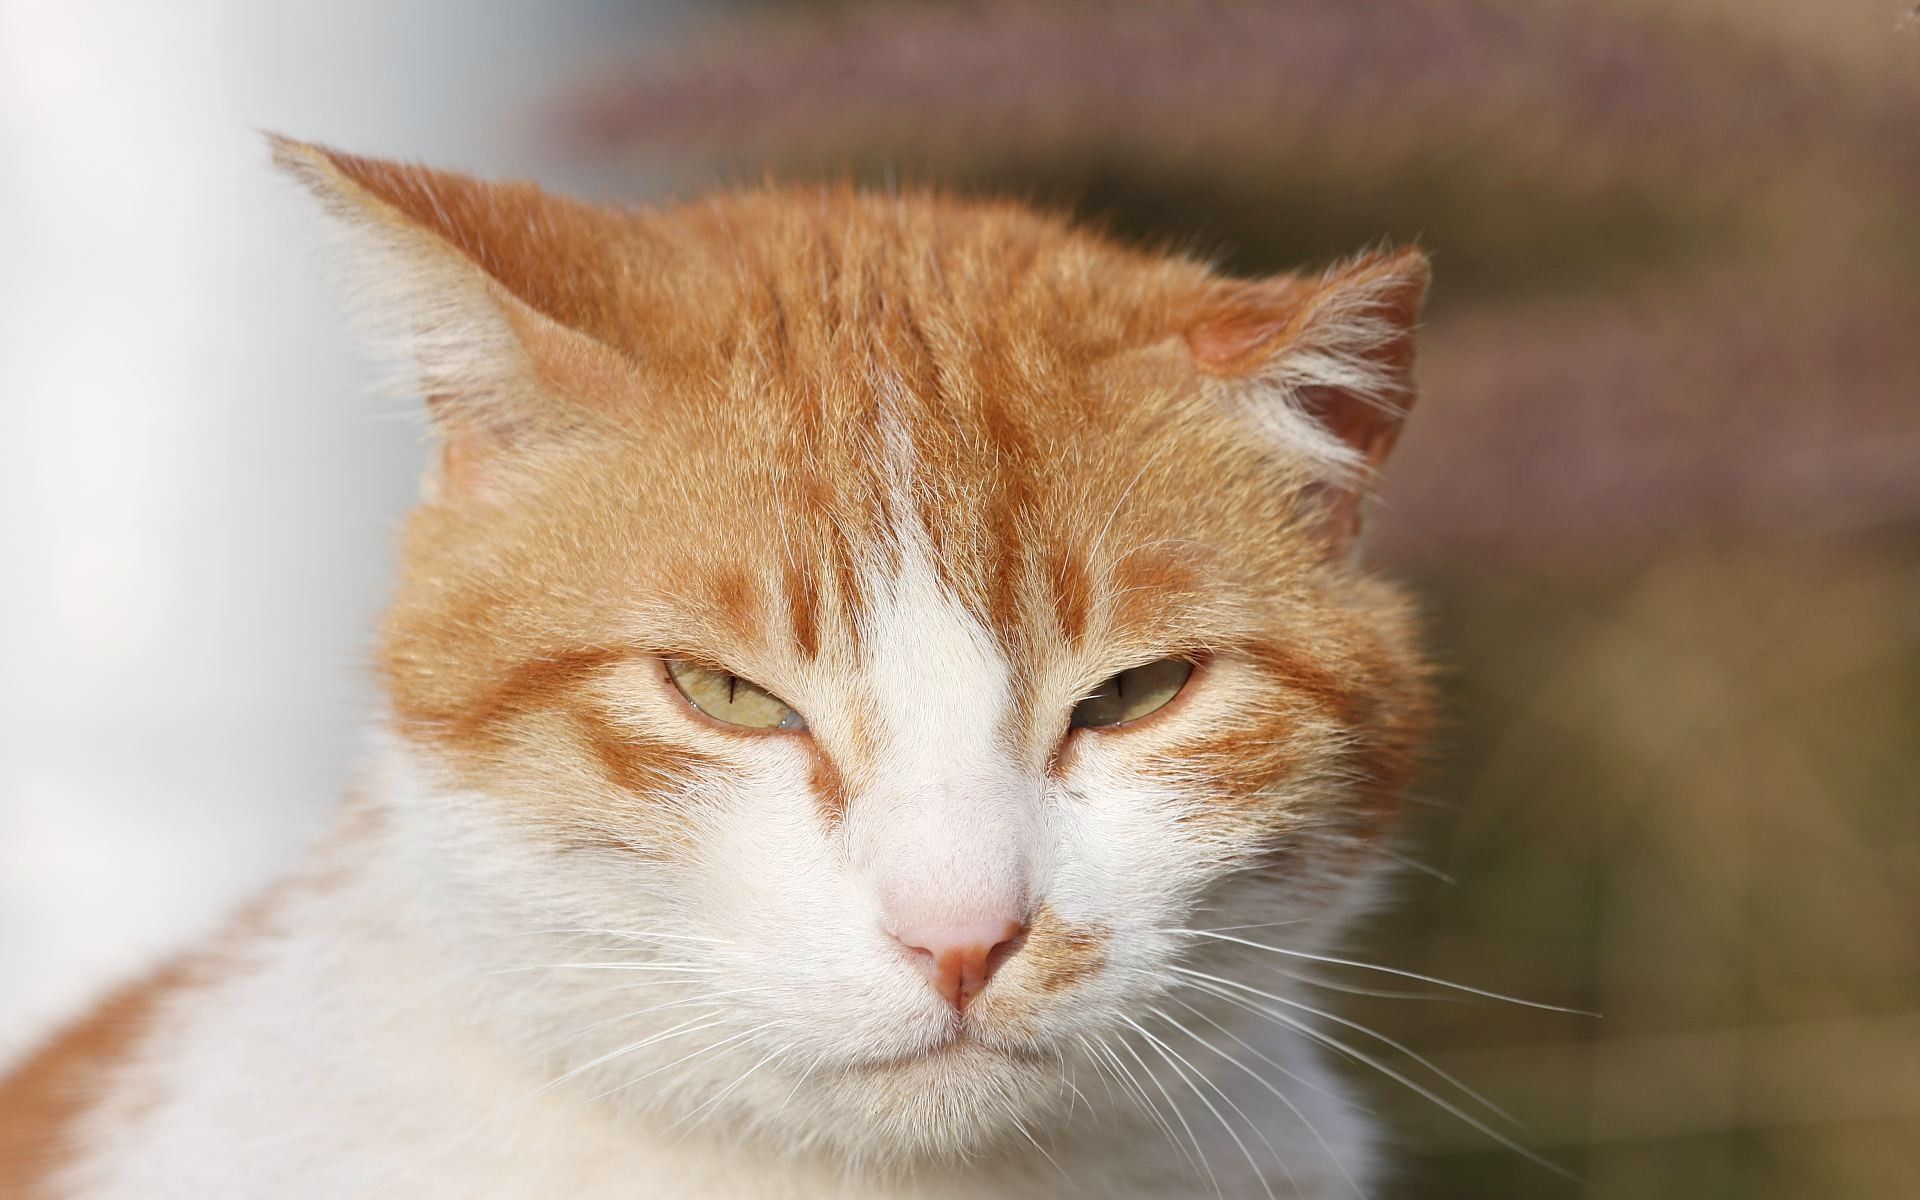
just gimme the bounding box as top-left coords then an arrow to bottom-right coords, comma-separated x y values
858,1026 -> 1049,1073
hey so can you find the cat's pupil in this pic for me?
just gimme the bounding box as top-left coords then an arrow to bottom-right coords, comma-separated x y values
1071,658 -> 1194,729
666,659 -> 806,731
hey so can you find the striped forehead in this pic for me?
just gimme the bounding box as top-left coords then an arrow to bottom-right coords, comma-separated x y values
712,377 -> 1229,677
646,316 -> 1258,737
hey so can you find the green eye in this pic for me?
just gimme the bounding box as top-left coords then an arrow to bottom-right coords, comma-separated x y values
1071,658 -> 1194,729
665,659 -> 807,731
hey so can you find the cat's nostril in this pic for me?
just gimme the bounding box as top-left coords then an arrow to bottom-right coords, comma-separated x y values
890,918 -> 1029,1014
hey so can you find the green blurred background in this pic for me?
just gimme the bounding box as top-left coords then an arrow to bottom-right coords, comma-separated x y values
553,2 -> 1920,1195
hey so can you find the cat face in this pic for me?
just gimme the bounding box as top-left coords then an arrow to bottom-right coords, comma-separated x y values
280,139 -> 1429,1164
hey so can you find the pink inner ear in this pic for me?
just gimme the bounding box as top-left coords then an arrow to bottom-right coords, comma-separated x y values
1184,313 -> 1297,373
1184,306 -> 1411,475
1181,250 -> 1428,476
1296,383 -> 1408,469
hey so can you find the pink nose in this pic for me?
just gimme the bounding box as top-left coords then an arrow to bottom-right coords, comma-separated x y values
891,918 -> 1029,1013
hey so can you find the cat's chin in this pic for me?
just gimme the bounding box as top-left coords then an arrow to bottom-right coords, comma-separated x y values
751,1031 -> 1074,1165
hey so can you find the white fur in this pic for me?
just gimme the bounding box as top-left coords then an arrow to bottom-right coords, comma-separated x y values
850,446 -> 1035,935
56,540 -> 1387,1197
59,777 -> 1376,1199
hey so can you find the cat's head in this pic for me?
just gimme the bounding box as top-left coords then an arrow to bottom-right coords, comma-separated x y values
280,138 -> 1430,1166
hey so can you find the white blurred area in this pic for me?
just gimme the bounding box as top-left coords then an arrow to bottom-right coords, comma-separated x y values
0,0 -> 657,1065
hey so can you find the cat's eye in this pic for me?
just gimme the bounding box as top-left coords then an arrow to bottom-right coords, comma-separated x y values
665,659 -> 807,731
1071,658 -> 1195,729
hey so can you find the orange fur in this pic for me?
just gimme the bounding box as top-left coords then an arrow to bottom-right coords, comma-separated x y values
0,969 -> 183,1198
264,141 -> 1431,865
1021,904 -> 1111,995
0,880 -> 304,1197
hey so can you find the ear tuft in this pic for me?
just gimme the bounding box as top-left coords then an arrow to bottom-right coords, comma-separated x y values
1187,246 -> 1430,483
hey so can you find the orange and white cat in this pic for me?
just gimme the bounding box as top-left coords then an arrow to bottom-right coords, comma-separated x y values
1,138 -> 1433,1199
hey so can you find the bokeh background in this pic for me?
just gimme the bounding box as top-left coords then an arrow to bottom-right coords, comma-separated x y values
4,2 -> 1916,1197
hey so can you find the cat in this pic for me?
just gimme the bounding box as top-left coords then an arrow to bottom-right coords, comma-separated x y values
0,136 -> 1433,1199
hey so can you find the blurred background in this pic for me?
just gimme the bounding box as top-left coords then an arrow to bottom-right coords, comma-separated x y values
3,2 -> 1916,1197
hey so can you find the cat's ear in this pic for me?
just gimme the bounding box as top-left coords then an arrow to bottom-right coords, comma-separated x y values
270,135 -> 634,501
1185,247 -> 1430,543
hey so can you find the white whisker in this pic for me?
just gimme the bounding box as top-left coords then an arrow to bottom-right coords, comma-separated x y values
1374,847 -> 1456,884
1187,920 -> 1314,935
1154,1006 -> 1305,1199
1074,1036 -> 1121,1115
1173,975 -> 1580,1184
537,987 -> 772,1053
1172,965 -> 1520,1128
506,927 -> 731,945
488,962 -> 719,977
543,1015 -> 729,1094
1164,997 -> 1367,1200
1114,1027 -> 1224,1199
1166,929 -> 1597,1016
585,1022 -> 775,1107
1003,1106 -> 1072,1185
771,1046 -> 825,1118
1088,1033 -> 1203,1187
1278,971 -> 1465,1002
667,1042 -> 791,1141
1125,1015 -> 1278,1200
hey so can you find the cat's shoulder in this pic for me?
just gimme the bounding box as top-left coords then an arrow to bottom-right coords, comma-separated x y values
0,961 -> 193,1198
